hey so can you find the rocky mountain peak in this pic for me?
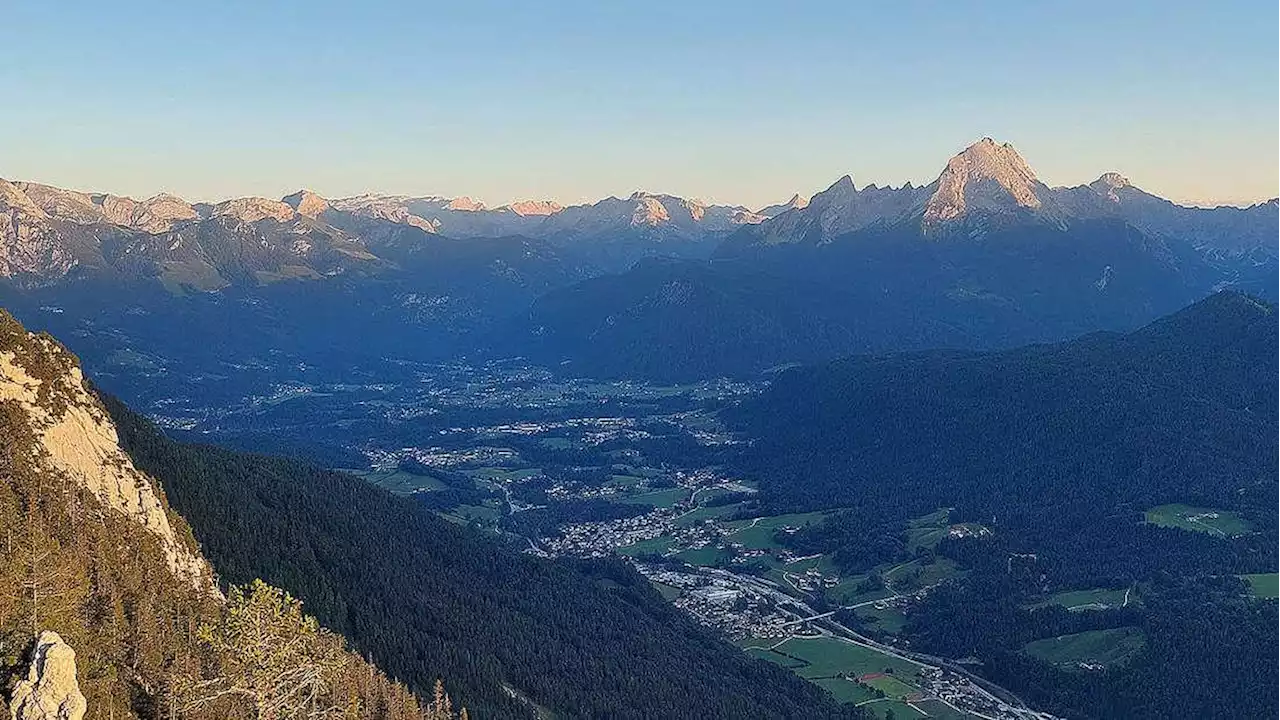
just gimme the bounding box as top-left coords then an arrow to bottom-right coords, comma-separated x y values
923,137 -> 1042,223
445,196 -> 485,212
1089,172 -> 1133,202
503,199 -> 563,216
1,180 -> 52,220
785,193 -> 810,210
757,193 -> 810,218
282,189 -> 331,218
213,197 -> 297,224
631,195 -> 671,226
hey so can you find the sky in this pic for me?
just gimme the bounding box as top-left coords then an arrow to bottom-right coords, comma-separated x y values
3,0 -> 1276,208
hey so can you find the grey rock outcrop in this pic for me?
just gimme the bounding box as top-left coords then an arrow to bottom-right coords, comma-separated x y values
7,632 -> 87,720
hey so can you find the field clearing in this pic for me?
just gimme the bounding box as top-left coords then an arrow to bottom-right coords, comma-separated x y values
775,636 -> 921,679
746,647 -> 805,669
1022,627 -> 1146,670
1243,573 -> 1279,599
344,468 -> 447,494
912,698 -> 975,719
1143,504 -> 1250,537
814,677 -> 879,704
650,581 -> 683,601
885,557 -> 963,591
673,501 -> 744,526
857,604 -> 907,634
615,487 -> 689,508
675,545 -> 732,566
446,503 -> 503,525
864,674 -> 917,698
617,536 -> 676,557
904,509 -> 952,551
864,699 -> 925,719
604,474 -> 648,489
472,467 -> 543,481
725,511 -> 828,550
1033,587 -> 1133,611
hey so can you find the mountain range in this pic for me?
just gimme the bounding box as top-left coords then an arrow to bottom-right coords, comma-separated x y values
1,137 -> 1274,387
3,138 -> 1273,289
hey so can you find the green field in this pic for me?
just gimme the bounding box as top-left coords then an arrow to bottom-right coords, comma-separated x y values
911,699 -> 975,719
673,501 -> 745,527
444,503 -> 503,526
1023,627 -> 1146,670
1242,573 -> 1279,599
813,677 -> 878,704
773,636 -> 922,679
725,511 -> 829,550
743,637 -> 960,712
343,468 -> 447,494
863,699 -> 923,719
905,508 -> 952,551
617,536 -> 676,557
650,581 -> 684,601
1034,587 -> 1134,612
1143,504 -> 1250,537
472,467 -> 543,482
864,674 -> 917,699
615,487 -> 689,508
675,545 -> 733,566
857,604 -> 907,634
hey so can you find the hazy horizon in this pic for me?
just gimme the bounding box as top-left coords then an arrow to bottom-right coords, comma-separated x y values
6,0 -> 1275,209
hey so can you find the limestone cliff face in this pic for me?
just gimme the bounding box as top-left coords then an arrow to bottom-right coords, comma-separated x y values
7,632 -> 87,720
0,312 -> 213,589
0,181 -> 75,280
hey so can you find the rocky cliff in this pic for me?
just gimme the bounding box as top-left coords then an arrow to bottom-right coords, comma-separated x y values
0,310 -> 459,719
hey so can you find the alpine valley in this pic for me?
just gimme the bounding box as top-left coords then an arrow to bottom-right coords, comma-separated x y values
1,139 -> 1275,720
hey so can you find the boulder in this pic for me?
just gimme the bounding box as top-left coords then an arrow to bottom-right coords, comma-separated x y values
8,632 -> 87,720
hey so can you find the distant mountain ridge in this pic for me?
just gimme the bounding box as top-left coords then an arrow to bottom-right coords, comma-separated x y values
508,138 -> 1275,379
725,137 -> 1277,256
6,137 -> 1270,288
0,178 -> 787,285
2,137 -> 1274,386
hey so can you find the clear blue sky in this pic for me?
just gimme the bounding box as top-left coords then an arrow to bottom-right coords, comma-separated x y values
4,0 -> 1275,207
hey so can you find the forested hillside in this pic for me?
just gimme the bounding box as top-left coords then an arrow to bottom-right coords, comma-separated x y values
725,292 -> 1278,719
105,396 -> 865,720
0,310 -> 458,720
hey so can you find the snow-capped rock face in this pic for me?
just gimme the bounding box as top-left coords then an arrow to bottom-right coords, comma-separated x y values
923,137 -> 1043,224
0,312 -> 213,588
